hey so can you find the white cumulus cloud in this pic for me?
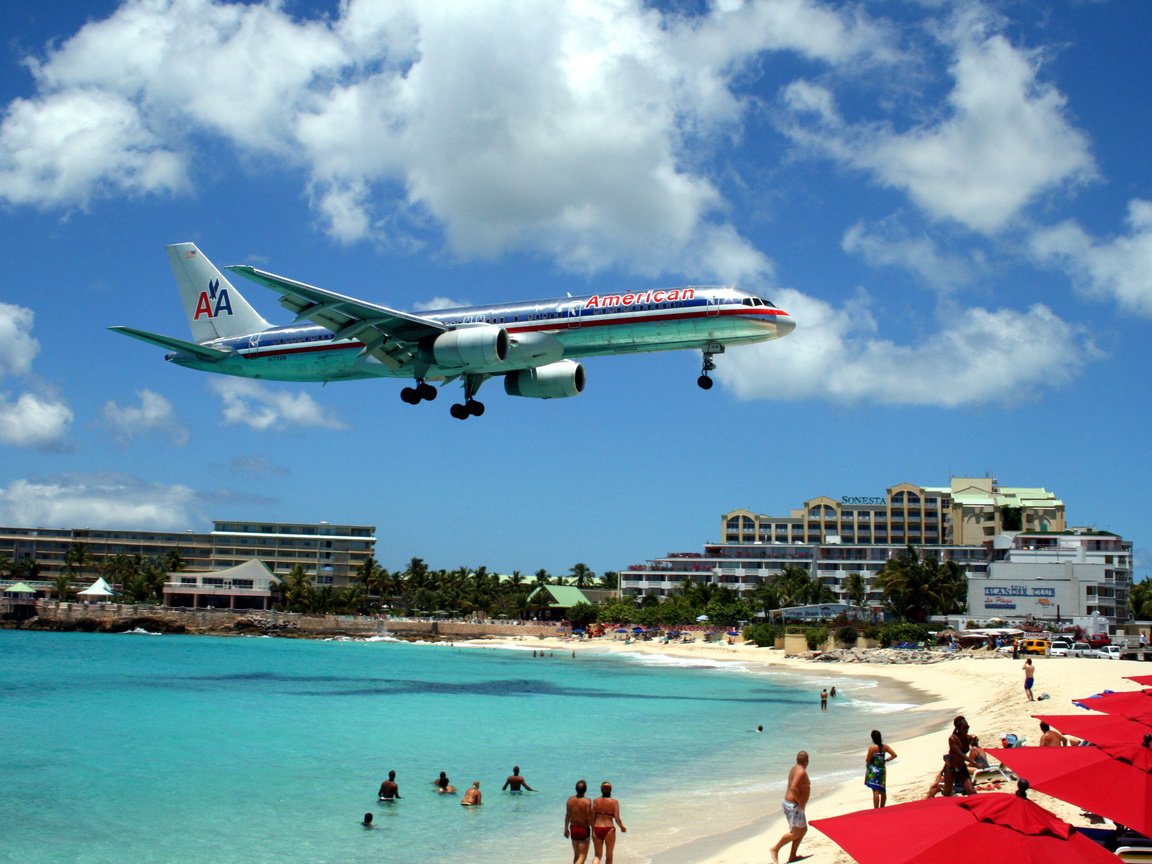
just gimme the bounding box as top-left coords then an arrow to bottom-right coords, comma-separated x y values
101,389 -> 189,444
720,289 -> 1090,406
0,303 -> 72,447
211,379 -> 347,431
778,8 -> 1096,234
0,0 -> 893,277
1030,199 -> 1152,318
0,474 -> 200,529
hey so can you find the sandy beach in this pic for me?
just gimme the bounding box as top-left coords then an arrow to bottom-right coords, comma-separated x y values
467,634 -> 1150,864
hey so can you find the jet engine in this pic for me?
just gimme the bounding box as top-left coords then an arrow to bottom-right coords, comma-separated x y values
503,360 -> 585,399
430,325 -> 509,369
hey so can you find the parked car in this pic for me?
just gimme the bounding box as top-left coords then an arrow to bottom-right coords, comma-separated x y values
1049,640 -> 1071,657
1017,638 -> 1051,656
1067,642 -> 1095,657
1094,644 -> 1122,660
1087,634 -> 1112,649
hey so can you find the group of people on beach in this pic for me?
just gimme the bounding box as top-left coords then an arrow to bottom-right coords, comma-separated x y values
564,780 -> 627,864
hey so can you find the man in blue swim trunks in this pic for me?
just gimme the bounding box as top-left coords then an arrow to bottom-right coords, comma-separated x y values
1022,657 -> 1035,701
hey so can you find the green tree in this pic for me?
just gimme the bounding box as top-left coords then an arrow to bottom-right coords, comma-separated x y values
1130,579 -> 1152,619
567,601 -> 598,630
569,563 -> 595,589
64,542 -> 93,580
52,572 -> 76,601
874,546 -> 966,622
843,572 -> 867,607
162,549 -> 187,574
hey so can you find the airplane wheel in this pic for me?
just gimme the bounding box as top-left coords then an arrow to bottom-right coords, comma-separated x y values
450,403 -> 470,420
467,400 -> 485,417
697,375 -> 713,390
419,382 -> 437,401
401,387 -> 421,404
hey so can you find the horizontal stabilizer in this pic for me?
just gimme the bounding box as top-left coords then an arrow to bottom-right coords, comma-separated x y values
109,326 -> 232,361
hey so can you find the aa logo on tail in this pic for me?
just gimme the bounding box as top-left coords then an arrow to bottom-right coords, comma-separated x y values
194,278 -> 234,319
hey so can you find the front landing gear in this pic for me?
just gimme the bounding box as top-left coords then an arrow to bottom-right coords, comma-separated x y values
698,342 -> 724,390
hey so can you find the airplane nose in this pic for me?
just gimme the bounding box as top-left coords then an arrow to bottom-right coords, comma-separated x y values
775,312 -> 796,337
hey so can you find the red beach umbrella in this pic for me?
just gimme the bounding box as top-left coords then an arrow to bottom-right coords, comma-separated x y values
987,746 -> 1152,837
1072,690 -> 1152,724
811,793 -> 1117,864
1035,713 -> 1152,744
1033,713 -> 1152,770
1127,675 -> 1152,687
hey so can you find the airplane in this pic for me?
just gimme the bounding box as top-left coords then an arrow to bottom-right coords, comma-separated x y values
111,243 -> 795,420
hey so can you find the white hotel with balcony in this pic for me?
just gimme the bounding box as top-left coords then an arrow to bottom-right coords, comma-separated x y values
619,477 -> 1133,625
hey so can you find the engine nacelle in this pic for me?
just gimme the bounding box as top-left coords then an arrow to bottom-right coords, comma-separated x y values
504,360 -> 585,399
431,325 -> 509,370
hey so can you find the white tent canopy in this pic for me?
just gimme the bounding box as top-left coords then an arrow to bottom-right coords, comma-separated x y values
78,577 -> 114,597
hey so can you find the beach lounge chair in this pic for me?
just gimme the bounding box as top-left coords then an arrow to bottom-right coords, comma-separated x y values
1116,846 -> 1152,862
971,764 -> 1013,791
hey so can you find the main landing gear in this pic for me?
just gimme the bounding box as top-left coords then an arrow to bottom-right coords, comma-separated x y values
698,342 -> 724,390
400,376 -> 487,419
400,380 -> 438,404
449,374 -> 486,421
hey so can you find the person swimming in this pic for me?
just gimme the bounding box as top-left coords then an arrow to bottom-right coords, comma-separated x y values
433,771 -> 456,794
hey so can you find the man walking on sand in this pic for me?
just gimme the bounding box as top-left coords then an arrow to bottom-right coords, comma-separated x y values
565,779 -> 594,864
1023,656 -> 1035,701
770,751 -> 810,864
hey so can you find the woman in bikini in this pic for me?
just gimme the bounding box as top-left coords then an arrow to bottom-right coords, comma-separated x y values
591,781 -> 627,864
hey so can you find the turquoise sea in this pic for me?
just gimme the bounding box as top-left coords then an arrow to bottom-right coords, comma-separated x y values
0,630 -> 937,864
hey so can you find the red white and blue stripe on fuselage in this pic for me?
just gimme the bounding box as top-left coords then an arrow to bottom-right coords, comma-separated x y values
176,286 -> 793,383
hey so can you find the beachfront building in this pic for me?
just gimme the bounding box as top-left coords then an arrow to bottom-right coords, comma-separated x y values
163,559 -> 278,610
721,477 -> 1065,550
619,476 -> 1133,627
0,519 -> 376,592
620,541 -> 988,609
966,529 -> 1133,623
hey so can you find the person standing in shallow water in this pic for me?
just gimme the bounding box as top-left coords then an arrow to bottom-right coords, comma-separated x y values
564,779 -> 594,864
378,769 -> 401,801
591,780 -> 626,864
864,729 -> 897,808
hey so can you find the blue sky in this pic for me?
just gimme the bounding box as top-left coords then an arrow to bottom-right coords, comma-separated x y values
1,0 -> 1149,581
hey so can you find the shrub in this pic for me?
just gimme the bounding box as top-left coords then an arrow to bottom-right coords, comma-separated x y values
804,625 -> 829,650
742,622 -> 777,647
836,625 -> 859,646
877,622 -> 931,647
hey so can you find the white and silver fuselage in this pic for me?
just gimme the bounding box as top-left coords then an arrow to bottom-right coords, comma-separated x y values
166,285 -> 793,382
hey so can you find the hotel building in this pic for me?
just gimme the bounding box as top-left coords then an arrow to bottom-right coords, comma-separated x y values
0,520 -> 376,588
619,476 -> 1132,625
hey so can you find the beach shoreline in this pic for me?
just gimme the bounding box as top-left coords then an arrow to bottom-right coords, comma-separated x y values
462,634 -> 1151,864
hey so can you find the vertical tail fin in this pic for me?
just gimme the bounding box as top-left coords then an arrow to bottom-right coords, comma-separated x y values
166,242 -> 271,343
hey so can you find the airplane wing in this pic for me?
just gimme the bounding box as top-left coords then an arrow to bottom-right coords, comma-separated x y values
109,326 -> 233,360
228,265 -> 447,371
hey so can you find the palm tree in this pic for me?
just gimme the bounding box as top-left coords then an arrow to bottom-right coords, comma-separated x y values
64,542 -> 92,581
843,572 -> 867,607
52,573 -> 76,601
162,549 -> 187,574
874,546 -> 964,622
569,563 -> 595,589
